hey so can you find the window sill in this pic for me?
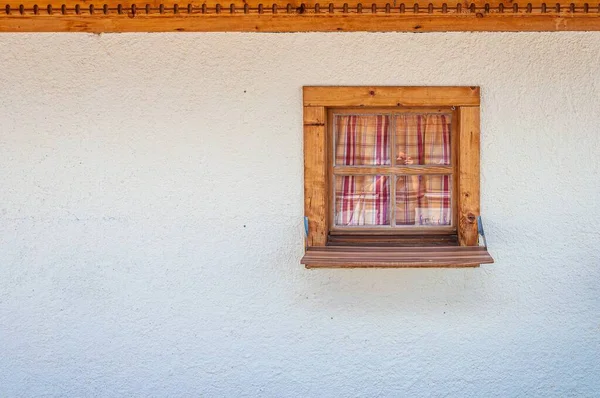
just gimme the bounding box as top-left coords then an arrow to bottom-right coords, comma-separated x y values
301,246 -> 494,268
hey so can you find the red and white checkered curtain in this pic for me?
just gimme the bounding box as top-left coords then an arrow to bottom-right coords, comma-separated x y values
334,113 -> 451,227
395,114 -> 451,165
396,114 -> 452,226
335,115 -> 390,226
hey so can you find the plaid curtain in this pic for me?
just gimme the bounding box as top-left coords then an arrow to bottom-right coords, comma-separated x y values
335,175 -> 389,226
335,115 -> 390,166
333,113 -> 451,227
396,175 -> 452,226
396,114 -> 452,226
396,114 -> 451,165
335,115 -> 390,226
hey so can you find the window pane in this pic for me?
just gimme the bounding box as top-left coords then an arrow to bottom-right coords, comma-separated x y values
396,175 -> 452,226
335,114 -> 391,166
395,114 -> 451,165
335,175 -> 390,226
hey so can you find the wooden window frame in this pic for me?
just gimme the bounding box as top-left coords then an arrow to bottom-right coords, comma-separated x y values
327,106 -> 457,235
302,86 -> 492,268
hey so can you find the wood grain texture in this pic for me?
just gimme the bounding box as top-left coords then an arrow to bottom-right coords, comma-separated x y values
0,12 -> 598,32
327,233 -> 459,246
304,106 -> 328,247
301,245 -> 493,268
457,106 -> 480,246
333,165 -> 453,175
5,1 -> 599,8
304,105 -> 325,125
304,86 -> 480,107
1,13 -> 599,32
1,1 -> 599,32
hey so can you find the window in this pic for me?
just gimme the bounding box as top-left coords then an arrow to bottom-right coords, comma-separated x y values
301,86 -> 493,268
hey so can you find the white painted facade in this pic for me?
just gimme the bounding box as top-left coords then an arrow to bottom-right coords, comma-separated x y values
1,32 -> 599,396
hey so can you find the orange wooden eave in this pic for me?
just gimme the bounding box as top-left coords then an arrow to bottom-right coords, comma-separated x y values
0,0 -> 599,32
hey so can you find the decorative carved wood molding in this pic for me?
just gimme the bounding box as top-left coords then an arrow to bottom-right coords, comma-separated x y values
0,1 -> 598,32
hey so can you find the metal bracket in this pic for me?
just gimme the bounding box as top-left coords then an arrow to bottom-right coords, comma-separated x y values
477,216 -> 488,248
304,216 -> 309,250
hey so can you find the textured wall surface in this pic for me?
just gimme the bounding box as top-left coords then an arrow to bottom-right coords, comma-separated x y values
0,32 -> 599,397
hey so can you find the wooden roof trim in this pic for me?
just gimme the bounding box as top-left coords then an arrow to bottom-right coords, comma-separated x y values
0,1 -> 599,32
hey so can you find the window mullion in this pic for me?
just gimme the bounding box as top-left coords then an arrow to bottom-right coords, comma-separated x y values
390,113 -> 396,227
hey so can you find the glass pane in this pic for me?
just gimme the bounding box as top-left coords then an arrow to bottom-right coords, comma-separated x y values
395,114 -> 451,165
335,175 -> 390,226
335,114 -> 391,166
396,175 -> 452,226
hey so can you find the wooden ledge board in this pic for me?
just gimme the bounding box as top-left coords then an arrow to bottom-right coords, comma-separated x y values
303,86 -> 480,107
0,1 -> 599,32
301,246 -> 494,268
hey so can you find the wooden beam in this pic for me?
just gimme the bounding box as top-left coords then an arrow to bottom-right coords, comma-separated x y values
304,86 -> 481,107
304,106 -> 328,247
457,106 -> 480,247
0,1 -> 598,32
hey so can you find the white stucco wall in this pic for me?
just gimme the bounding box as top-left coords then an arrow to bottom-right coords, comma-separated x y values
0,32 -> 599,396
